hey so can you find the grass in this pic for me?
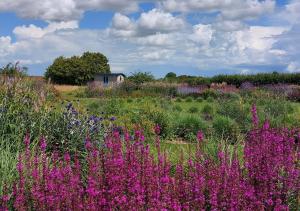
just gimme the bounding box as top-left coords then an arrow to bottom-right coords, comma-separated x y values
54,85 -> 81,93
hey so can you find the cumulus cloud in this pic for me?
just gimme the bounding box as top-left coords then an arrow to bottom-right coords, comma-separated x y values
137,9 -> 185,35
0,0 -> 143,22
189,24 -> 214,46
286,62 -> 300,73
220,0 -> 275,20
110,9 -> 185,38
13,21 -> 79,39
0,0 -> 80,22
160,0 -> 275,20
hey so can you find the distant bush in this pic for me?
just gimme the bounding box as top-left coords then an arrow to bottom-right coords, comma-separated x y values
188,106 -> 199,113
217,100 -> 247,125
174,114 -> 208,142
196,97 -> 203,102
173,105 -> 183,112
206,97 -> 214,103
127,98 -> 134,103
175,98 -> 183,102
210,72 -> 300,86
185,96 -> 193,102
127,71 -> 155,85
201,89 -> 218,99
202,104 -> 214,115
145,109 -> 172,138
213,116 -> 240,143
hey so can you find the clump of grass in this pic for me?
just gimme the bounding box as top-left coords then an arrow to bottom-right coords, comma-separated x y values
173,105 -> 183,112
185,96 -> 193,102
127,98 -> 134,103
196,97 -> 203,102
188,106 -> 199,113
175,98 -> 183,102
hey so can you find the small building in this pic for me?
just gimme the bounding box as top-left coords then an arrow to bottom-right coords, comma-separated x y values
93,73 -> 126,86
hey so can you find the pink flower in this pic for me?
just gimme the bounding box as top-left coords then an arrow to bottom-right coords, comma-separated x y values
197,131 -> 204,142
154,124 -> 161,135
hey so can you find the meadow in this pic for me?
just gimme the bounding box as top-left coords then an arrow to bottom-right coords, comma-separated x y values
0,75 -> 299,210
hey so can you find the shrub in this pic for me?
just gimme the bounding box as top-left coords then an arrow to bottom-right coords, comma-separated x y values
188,106 -> 199,113
174,114 -> 208,141
202,104 -> 214,115
196,97 -> 203,102
173,105 -> 183,112
217,100 -> 248,130
127,98 -> 134,103
145,109 -> 172,139
175,98 -> 182,102
206,96 -> 214,103
212,116 -> 240,143
185,96 -> 193,102
201,89 -> 218,99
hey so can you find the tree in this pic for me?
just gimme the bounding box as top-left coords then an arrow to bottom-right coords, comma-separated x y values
165,72 -> 177,79
45,52 -> 110,85
81,52 -> 110,76
127,71 -> 154,85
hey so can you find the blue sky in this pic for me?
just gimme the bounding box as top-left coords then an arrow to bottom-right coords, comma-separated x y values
0,0 -> 299,77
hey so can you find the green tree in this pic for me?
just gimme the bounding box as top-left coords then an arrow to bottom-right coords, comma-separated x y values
165,72 -> 177,78
127,71 -> 154,85
45,52 -> 110,85
81,52 -> 110,76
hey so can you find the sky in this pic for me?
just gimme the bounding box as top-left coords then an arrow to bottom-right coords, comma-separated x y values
0,0 -> 299,77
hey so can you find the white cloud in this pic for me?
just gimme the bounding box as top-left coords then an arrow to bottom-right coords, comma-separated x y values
189,24 -> 214,46
110,9 -> 185,38
235,26 -> 287,52
0,36 -> 13,57
0,0 -> 143,22
160,0 -> 275,20
0,0 -> 80,22
136,33 -> 174,46
13,21 -> 79,39
220,0 -> 275,20
287,62 -> 300,73
283,0 -> 300,24
137,9 -> 185,35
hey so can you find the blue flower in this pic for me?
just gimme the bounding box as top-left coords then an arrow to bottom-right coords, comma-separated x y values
109,117 -> 117,121
66,103 -> 73,110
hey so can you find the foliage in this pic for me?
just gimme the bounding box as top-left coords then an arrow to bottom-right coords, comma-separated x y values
45,52 -> 110,85
211,72 -> 300,86
188,106 -> 199,113
174,114 -> 208,142
212,116 -> 240,143
185,96 -> 193,102
217,100 -> 249,132
165,72 -> 177,79
127,71 -> 154,86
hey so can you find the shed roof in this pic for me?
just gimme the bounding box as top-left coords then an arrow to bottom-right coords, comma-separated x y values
95,73 -> 126,77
